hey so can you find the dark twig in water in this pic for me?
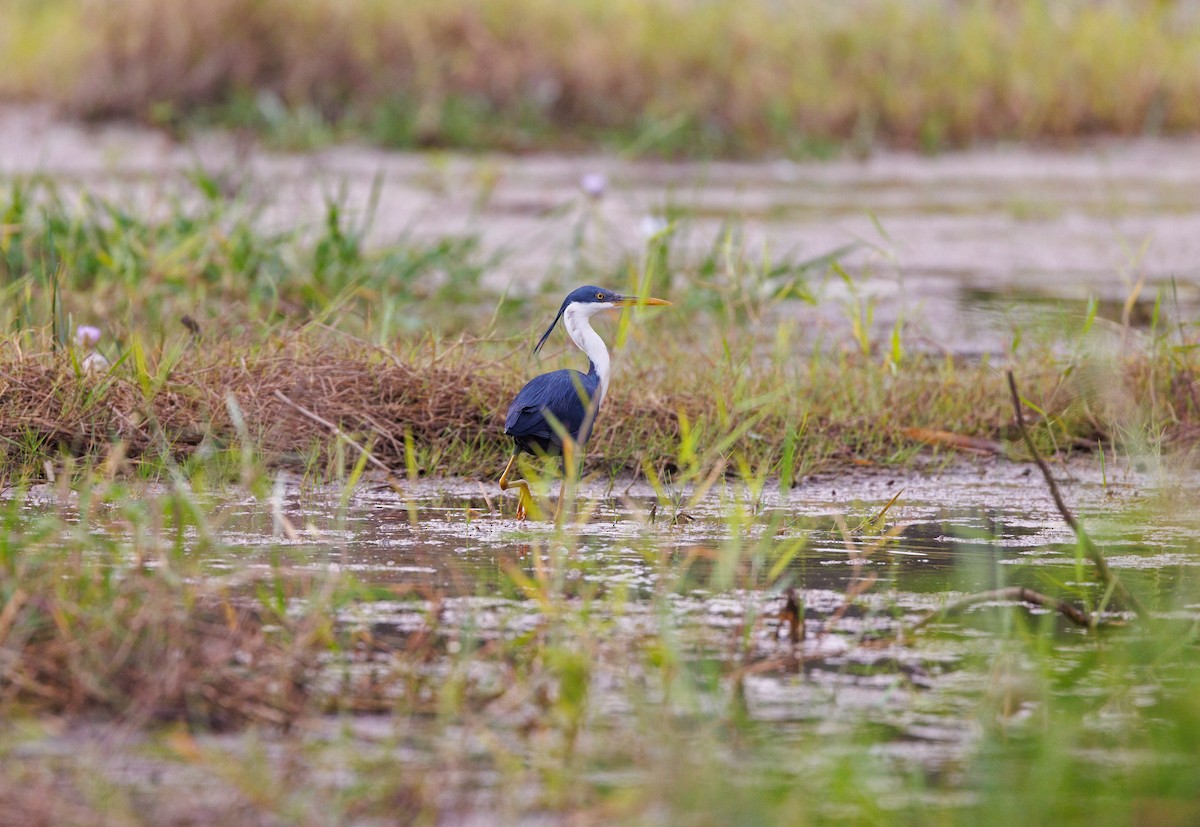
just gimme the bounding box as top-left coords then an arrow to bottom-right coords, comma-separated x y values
780,588 -> 804,643
1005,370 -> 1148,621
907,587 -> 1095,633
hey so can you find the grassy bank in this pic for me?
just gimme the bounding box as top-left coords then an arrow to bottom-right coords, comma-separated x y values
1,179 -> 1197,485
2,0 -> 1199,155
0,334 -> 1159,484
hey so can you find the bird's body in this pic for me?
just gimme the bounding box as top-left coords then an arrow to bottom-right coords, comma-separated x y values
505,367 -> 600,456
499,285 -> 669,520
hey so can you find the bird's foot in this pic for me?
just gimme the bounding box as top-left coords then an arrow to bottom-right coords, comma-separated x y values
499,455 -> 537,521
516,486 -> 539,521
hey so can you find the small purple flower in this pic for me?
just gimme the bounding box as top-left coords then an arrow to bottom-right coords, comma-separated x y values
75,325 -> 102,348
580,173 -> 607,199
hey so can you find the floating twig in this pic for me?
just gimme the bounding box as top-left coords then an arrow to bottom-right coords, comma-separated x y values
907,586 -> 1094,634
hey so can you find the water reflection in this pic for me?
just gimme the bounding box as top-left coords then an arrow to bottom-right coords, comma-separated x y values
197,469 -> 1196,613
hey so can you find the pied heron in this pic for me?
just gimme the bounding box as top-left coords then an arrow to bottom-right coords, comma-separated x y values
500,286 -> 670,520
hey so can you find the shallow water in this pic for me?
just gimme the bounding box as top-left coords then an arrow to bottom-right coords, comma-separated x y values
8,460 -> 1200,821
35,461 -> 1200,686
184,460 -> 1195,602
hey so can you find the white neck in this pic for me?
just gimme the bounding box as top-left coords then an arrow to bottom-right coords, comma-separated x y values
562,302 -> 612,404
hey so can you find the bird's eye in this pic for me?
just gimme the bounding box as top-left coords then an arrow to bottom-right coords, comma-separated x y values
596,292 -> 604,300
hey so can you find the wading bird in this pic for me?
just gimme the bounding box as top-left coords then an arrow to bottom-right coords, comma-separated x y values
500,286 -> 670,520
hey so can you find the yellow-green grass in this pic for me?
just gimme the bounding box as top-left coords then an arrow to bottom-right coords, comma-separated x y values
2,0 -> 1199,155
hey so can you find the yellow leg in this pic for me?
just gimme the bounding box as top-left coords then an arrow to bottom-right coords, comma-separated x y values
499,453 -> 538,521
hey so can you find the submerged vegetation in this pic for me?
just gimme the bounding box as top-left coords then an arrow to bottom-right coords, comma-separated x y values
2,0 -> 1200,155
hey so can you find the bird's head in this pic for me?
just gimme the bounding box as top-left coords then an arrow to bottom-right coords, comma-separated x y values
533,286 -> 670,354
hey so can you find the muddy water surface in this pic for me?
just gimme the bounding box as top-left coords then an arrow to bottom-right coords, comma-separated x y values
9,460 -> 1200,821
210,461 -> 1197,599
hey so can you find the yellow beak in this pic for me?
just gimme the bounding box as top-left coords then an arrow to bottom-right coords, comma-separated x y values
615,296 -> 671,307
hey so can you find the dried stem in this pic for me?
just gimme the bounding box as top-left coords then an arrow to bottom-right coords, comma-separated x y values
907,587 -> 1094,634
273,390 -> 397,480
1006,370 -> 1148,621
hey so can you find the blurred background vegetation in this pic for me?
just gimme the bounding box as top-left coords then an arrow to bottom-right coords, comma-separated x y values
1,0 -> 1197,156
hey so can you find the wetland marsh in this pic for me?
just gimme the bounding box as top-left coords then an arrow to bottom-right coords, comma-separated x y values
2,110 -> 1200,825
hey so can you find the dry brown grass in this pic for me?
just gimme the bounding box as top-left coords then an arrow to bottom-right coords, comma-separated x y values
2,331 -> 1194,483
0,572 -> 319,728
3,0 -> 1199,153
0,335 -> 695,476
0,340 -> 511,470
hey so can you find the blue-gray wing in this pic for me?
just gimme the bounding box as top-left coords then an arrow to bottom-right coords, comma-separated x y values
505,369 -> 600,446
